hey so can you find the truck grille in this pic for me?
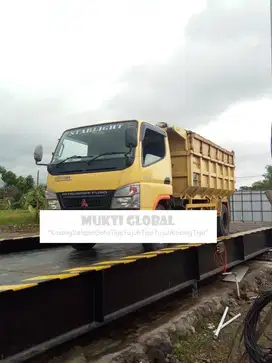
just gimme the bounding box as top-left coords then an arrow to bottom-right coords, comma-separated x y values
57,190 -> 115,210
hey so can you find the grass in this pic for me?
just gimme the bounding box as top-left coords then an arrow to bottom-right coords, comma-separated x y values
0,210 -> 40,234
173,310 -> 246,363
173,301 -> 272,363
0,209 -> 37,225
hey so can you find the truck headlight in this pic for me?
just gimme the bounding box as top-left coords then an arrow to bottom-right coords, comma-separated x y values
45,188 -> 60,210
111,183 -> 140,209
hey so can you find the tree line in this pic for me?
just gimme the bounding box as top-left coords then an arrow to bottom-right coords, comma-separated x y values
0,166 -> 46,210
239,165 -> 272,191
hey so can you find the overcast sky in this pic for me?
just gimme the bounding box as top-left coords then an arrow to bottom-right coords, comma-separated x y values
0,0 -> 271,189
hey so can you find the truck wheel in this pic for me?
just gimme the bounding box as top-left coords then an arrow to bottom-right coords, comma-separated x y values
71,243 -> 96,251
142,203 -> 169,252
217,204 -> 230,237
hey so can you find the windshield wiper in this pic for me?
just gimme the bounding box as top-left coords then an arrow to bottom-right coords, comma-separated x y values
87,151 -> 131,164
55,155 -> 93,165
54,151 -> 131,167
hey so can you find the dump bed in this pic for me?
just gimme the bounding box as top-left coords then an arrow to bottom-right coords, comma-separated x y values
166,126 -> 235,199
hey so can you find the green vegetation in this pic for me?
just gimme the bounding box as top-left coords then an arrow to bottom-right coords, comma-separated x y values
173,311 -> 244,363
0,209 -> 37,225
0,166 -> 47,227
239,164 -> 272,190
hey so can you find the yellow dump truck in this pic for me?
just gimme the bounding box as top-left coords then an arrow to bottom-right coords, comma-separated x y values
34,119 -> 235,251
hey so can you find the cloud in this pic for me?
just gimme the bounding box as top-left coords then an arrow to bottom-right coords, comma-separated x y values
0,88 -> 72,180
0,0 -> 204,181
0,0 -> 271,189
195,97 -> 272,188
102,0 -> 271,128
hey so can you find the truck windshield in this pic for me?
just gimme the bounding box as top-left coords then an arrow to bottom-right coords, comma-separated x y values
48,120 -> 138,174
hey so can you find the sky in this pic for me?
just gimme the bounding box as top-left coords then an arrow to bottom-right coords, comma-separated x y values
0,0 -> 271,189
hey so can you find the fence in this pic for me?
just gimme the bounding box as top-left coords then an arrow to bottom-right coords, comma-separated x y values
229,190 -> 272,222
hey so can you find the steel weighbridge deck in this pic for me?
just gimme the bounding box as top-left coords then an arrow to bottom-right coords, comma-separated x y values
0,227 -> 271,362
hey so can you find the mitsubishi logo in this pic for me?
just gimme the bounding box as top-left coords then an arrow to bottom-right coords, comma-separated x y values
81,199 -> 88,208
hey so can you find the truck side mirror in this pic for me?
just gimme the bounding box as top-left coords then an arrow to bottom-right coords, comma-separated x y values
125,127 -> 137,148
34,144 -> 43,163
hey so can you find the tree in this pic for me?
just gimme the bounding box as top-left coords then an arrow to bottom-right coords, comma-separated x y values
239,165 -> 272,191
239,186 -> 252,191
0,166 -> 36,209
0,166 -> 34,191
16,175 -> 35,194
23,184 -> 47,220
0,167 -> 17,187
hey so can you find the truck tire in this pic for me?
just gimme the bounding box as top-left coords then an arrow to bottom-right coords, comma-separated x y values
217,203 -> 230,237
142,203 -> 169,252
71,243 -> 96,251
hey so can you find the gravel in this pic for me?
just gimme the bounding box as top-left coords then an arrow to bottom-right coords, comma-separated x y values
229,221 -> 271,233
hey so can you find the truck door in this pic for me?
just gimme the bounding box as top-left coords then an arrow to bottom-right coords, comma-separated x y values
140,123 -> 172,209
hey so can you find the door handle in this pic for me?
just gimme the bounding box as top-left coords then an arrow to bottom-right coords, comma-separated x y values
164,177 -> 170,184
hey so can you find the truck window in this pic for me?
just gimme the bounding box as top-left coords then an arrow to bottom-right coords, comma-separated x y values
57,138 -> 88,159
50,121 -> 138,172
142,128 -> 165,167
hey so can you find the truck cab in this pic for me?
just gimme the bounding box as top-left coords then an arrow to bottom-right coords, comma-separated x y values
35,120 -> 173,252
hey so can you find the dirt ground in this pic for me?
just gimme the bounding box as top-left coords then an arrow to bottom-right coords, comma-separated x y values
229,221 -> 271,233
173,298 -> 263,363
173,271 -> 272,363
0,223 -> 39,238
